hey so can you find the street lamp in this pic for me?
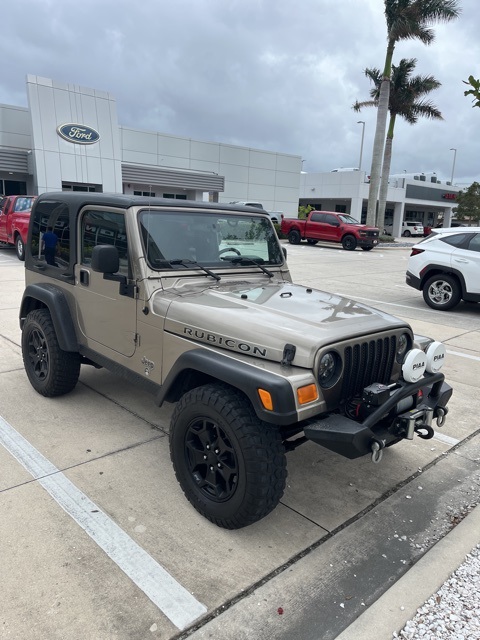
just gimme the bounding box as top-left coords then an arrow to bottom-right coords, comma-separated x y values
449,148 -> 457,185
357,121 -> 365,171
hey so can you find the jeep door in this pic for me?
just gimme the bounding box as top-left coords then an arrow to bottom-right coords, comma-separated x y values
74,209 -> 137,357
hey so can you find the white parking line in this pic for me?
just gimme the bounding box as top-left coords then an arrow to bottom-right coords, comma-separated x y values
433,432 -> 460,446
446,349 -> 480,362
0,416 -> 207,630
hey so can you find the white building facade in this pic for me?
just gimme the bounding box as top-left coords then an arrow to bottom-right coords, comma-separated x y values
0,75 -> 302,216
299,170 -> 462,235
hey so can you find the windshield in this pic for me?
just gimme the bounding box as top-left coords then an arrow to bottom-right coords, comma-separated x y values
338,214 -> 360,225
139,210 -> 284,270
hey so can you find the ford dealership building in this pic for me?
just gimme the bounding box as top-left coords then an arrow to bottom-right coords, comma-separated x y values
0,75 -> 462,231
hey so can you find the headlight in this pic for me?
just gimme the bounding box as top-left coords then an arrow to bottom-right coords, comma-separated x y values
396,333 -> 410,363
318,351 -> 341,388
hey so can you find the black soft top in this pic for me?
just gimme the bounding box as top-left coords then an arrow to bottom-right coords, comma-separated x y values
33,192 -> 265,214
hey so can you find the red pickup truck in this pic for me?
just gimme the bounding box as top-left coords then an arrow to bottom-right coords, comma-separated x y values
0,195 -> 36,260
281,210 -> 380,251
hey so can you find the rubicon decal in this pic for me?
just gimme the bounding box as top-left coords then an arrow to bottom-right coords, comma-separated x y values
57,123 -> 100,144
183,327 -> 267,358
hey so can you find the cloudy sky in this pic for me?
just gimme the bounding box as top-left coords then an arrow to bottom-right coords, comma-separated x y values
1,0 -> 478,186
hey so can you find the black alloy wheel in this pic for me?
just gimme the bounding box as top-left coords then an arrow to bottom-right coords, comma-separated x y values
22,309 -> 81,396
342,234 -> 357,251
170,384 -> 287,529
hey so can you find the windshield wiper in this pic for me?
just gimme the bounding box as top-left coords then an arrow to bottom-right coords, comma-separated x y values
169,259 -> 221,281
227,256 -> 274,278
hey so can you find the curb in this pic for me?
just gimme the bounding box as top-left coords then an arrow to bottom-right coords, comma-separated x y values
334,504 -> 480,640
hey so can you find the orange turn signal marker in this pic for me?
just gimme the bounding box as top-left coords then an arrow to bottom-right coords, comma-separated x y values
258,388 -> 273,411
297,384 -> 319,405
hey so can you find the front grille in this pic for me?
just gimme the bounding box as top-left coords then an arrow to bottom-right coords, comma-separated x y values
366,230 -> 379,237
341,336 -> 396,401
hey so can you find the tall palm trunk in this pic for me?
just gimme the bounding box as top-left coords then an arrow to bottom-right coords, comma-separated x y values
377,113 -> 396,233
366,40 -> 395,227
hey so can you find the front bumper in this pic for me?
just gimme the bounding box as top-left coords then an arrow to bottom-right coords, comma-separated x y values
303,372 -> 452,459
358,237 -> 379,248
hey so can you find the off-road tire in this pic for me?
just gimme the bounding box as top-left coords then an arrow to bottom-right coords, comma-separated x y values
362,246 -> 374,251
307,239 -> 318,245
22,309 -> 81,396
288,229 -> 301,245
15,235 -> 25,261
170,383 -> 287,529
422,274 -> 462,311
342,234 -> 357,251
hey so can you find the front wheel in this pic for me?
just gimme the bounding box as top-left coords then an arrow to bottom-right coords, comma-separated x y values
22,309 -> 81,396
170,384 -> 287,529
362,246 -> 374,251
422,274 -> 462,311
15,235 -> 25,261
288,230 -> 301,245
306,239 -> 318,245
342,234 -> 357,251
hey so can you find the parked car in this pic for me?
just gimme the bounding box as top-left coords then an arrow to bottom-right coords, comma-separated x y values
281,210 -> 379,251
384,221 -> 424,237
423,221 -> 465,237
229,200 -> 264,209
406,227 -> 480,310
0,195 -> 36,260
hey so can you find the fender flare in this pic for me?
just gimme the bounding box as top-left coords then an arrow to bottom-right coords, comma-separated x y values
156,348 -> 298,425
20,283 -> 79,352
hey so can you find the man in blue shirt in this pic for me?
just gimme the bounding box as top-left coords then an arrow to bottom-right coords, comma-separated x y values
42,227 -> 58,265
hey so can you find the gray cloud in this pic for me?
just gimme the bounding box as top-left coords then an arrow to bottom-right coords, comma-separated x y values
1,0 -> 478,186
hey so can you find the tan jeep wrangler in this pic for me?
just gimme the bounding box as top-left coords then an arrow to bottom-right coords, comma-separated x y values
20,193 -> 452,528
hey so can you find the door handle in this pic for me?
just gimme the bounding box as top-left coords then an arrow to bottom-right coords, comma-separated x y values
79,269 -> 90,286
453,258 -> 468,263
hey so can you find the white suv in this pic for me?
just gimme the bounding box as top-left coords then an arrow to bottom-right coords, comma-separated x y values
385,221 -> 424,237
406,228 -> 480,310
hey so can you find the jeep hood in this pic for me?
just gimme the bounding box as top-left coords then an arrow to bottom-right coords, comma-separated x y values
159,280 -> 408,367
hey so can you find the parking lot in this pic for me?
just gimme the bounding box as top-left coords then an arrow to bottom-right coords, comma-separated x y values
1,240 -> 479,640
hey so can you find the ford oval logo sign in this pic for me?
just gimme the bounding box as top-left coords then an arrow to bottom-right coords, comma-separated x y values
57,123 -> 100,145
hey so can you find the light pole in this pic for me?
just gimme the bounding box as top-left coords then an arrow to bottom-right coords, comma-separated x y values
357,121 -> 365,171
449,148 -> 457,185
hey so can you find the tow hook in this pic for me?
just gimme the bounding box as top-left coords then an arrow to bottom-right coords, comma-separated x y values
414,424 -> 435,440
436,407 -> 448,428
371,439 -> 385,464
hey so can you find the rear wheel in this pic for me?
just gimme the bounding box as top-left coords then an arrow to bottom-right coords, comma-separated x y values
422,274 -> 462,311
288,230 -> 301,245
22,309 -> 81,396
170,384 -> 287,529
15,235 -> 25,261
403,230 -> 412,237
342,234 -> 357,251
361,246 -> 374,251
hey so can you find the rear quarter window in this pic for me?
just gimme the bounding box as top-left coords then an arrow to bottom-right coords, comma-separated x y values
440,233 -> 471,248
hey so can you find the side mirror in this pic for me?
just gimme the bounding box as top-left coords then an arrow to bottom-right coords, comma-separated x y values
91,245 -> 119,274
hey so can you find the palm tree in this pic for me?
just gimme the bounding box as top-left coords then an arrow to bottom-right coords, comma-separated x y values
354,58 -> 443,232
365,0 -> 460,227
